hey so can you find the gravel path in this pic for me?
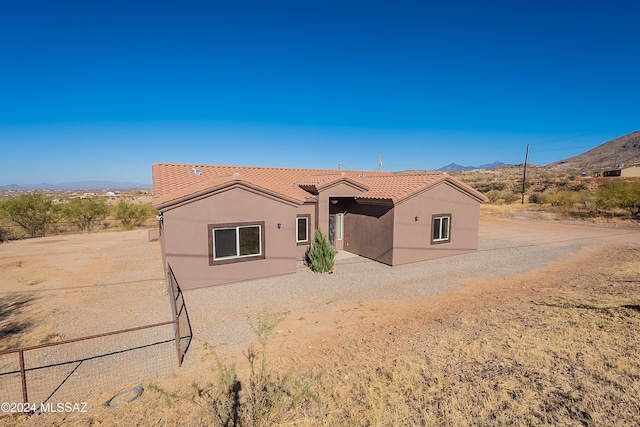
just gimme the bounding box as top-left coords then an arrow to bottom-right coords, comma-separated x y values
181,216 -> 640,359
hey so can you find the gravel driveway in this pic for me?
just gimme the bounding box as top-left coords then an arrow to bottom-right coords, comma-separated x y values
181,216 -> 640,359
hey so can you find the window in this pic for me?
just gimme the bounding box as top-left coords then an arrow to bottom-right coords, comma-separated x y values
432,214 -> 451,243
296,216 -> 309,243
337,213 -> 343,240
208,222 -> 265,265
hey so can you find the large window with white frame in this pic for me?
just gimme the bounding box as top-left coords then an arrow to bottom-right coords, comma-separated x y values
208,222 -> 265,265
296,215 -> 310,244
431,214 -> 451,244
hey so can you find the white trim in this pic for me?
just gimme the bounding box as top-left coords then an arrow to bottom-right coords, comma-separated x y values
213,224 -> 262,260
296,216 -> 309,243
432,215 -> 450,242
337,213 -> 344,240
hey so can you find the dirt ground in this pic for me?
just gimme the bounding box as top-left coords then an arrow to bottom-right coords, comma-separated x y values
1,211 -> 639,425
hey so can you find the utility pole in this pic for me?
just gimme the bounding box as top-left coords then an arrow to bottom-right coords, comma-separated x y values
521,143 -> 529,204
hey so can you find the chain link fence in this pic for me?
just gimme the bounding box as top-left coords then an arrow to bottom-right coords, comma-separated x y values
0,264 -> 191,409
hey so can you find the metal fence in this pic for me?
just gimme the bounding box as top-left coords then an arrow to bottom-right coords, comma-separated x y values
167,263 -> 192,367
0,263 -> 191,408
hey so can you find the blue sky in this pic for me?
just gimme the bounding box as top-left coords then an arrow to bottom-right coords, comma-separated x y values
1,1 -> 638,185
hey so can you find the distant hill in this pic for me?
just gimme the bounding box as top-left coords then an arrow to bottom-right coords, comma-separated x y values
478,161 -> 508,169
0,181 -> 151,190
437,161 -> 508,172
548,131 -> 640,171
437,163 -> 476,172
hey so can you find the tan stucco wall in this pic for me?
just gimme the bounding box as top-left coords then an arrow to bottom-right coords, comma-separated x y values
161,186 -> 299,289
392,182 -> 481,265
343,201 -> 394,265
621,166 -> 640,177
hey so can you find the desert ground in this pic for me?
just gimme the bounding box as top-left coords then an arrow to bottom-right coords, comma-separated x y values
1,208 -> 639,425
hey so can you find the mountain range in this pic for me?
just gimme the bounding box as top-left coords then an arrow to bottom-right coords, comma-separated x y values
0,181 -> 151,191
437,161 -> 509,172
438,130 -> 640,172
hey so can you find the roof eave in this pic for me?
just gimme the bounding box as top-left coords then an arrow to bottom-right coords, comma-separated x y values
155,180 -> 304,212
354,197 -> 395,206
316,177 -> 370,193
391,177 -> 487,205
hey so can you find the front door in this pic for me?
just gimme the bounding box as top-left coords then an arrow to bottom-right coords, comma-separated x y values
328,214 -> 335,247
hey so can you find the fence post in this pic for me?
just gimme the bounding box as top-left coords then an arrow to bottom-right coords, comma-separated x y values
176,316 -> 182,367
19,351 -> 28,403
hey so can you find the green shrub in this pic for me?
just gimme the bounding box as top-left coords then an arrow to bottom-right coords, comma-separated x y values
307,229 -> 335,273
597,180 -> 640,216
0,192 -> 61,237
114,200 -> 155,229
62,197 -> 110,232
545,191 -> 580,209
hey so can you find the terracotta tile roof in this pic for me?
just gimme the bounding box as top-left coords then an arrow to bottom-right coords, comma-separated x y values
296,173 -> 370,193
356,173 -> 448,201
152,163 -> 486,208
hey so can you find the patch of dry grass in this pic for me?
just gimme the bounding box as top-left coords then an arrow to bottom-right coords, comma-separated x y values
300,300 -> 640,426
290,247 -> 640,426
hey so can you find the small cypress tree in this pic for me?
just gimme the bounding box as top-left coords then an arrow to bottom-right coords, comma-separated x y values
307,229 -> 335,273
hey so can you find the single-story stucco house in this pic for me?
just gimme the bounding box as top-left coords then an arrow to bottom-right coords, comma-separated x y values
152,163 -> 487,290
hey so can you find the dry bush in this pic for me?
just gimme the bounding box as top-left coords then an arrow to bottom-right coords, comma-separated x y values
486,190 -> 520,204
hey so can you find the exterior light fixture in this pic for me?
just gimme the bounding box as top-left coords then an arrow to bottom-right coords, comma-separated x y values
415,215 -> 420,222
277,222 -> 282,229
156,214 -> 163,221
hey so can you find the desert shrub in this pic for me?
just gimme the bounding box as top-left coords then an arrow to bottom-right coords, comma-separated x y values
114,200 -> 155,229
486,191 -> 520,204
62,197 -> 110,232
0,225 -> 9,242
545,191 -> 581,209
503,192 -> 520,204
485,190 -> 502,204
576,191 -> 597,211
475,180 -> 507,193
568,180 -> 588,191
194,312 -> 318,427
0,192 -> 62,237
528,192 -> 546,204
307,229 -> 335,273
596,180 -> 640,217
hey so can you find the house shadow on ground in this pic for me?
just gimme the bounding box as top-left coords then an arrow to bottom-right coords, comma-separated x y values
0,295 -> 34,350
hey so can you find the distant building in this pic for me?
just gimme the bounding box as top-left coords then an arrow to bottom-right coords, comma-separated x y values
603,165 -> 640,177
